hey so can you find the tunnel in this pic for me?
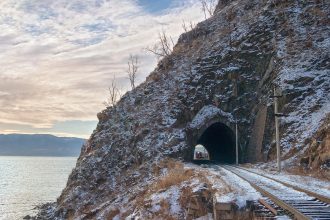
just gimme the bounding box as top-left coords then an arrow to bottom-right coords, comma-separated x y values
197,122 -> 236,164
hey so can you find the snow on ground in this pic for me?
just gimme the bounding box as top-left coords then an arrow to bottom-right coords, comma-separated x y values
186,163 -> 328,210
144,162 -> 328,218
231,166 -> 314,201
186,163 -> 262,208
245,166 -> 330,198
213,166 -> 262,208
149,185 -> 181,215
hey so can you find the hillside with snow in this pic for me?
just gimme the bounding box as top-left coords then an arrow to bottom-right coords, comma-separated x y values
35,0 -> 329,219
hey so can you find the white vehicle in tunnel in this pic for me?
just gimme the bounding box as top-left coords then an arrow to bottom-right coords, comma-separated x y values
193,144 -> 210,161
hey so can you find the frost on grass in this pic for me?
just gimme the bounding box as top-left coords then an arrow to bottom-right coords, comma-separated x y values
149,186 -> 181,215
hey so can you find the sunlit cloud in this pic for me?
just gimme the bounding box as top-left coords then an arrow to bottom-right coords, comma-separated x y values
0,0 -> 205,137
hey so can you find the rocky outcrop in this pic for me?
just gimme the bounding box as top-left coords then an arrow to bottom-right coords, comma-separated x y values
301,114 -> 330,179
38,0 -> 330,219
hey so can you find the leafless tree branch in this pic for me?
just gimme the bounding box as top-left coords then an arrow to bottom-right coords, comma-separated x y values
182,20 -> 195,33
145,29 -> 174,60
127,54 -> 139,90
199,0 -> 217,19
103,76 -> 121,107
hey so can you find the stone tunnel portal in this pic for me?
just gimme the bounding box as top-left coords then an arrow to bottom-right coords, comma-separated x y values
197,122 -> 236,164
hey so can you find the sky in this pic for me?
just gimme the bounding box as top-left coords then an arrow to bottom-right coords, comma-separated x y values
0,0 -> 206,138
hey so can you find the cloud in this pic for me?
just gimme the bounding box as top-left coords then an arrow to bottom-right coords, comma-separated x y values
0,0 -> 205,136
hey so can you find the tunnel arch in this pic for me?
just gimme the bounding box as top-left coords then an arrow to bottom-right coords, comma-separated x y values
196,122 -> 236,163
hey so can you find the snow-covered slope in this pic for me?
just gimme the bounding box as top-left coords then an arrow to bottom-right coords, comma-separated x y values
36,0 -> 329,219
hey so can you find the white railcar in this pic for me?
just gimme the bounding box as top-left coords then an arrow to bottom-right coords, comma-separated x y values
193,144 -> 210,161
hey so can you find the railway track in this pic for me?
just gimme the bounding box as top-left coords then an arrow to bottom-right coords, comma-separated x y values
234,166 -> 330,205
221,165 -> 330,220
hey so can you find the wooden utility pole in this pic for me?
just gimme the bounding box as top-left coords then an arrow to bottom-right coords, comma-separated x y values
274,87 -> 281,172
236,120 -> 239,165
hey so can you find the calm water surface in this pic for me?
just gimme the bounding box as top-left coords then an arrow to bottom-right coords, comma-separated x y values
0,156 -> 77,220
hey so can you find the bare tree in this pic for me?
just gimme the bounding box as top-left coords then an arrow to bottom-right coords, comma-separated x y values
181,20 -> 197,42
199,0 -> 217,19
104,76 -> 121,107
127,54 -> 139,90
182,20 -> 195,33
145,29 -> 175,60
182,20 -> 189,33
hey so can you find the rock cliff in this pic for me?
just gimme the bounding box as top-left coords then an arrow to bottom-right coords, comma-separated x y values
38,0 -> 329,219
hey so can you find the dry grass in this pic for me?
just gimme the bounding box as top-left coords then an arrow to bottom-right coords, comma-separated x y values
136,158 -> 241,219
105,208 -> 120,220
152,160 -> 194,191
226,7 -> 237,22
132,158 -> 195,218
154,202 -> 177,220
172,43 -> 187,55
305,35 -> 313,48
132,158 -> 241,219
309,7 -> 326,18
134,188 -> 150,209
178,186 -> 193,207
66,210 -> 75,220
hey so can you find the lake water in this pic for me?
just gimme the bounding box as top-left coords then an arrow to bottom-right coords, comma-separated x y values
0,156 -> 77,220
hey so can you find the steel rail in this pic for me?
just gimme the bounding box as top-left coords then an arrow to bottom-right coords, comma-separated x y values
222,165 -> 311,220
234,165 -> 330,204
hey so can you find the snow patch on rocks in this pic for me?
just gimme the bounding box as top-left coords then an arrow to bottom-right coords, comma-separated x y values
189,105 -> 234,130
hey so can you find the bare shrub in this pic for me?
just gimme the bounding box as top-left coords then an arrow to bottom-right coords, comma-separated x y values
159,199 -> 170,213
305,34 -> 313,48
179,186 -> 193,207
147,198 -> 177,220
127,54 -> 139,90
103,76 -> 121,107
172,42 -> 187,54
199,0 -> 217,19
134,189 -> 150,209
310,7 -> 326,17
226,7 -> 237,22
145,29 -> 174,60
105,208 -> 120,220
181,20 -> 197,42
182,20 -> 195,33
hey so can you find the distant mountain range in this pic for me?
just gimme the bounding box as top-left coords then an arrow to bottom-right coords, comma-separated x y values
0,134 -> 85,157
